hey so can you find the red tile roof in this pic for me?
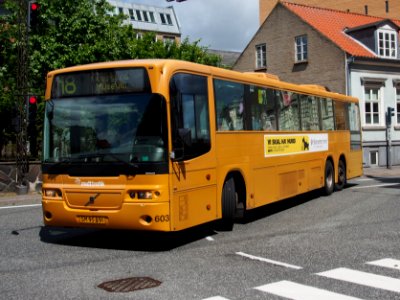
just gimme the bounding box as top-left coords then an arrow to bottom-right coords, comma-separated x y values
281,1 -> 400,58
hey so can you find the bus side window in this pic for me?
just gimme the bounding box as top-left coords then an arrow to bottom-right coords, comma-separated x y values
170,73 -> 211,160
214,79 -> 245,131
334,101 -> 349,130
321,98 -> 335,130
251,87 -> 277,131
278,91 -> 301,131
300,95 -> 320,131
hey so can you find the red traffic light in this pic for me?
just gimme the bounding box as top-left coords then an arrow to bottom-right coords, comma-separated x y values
29,96 -> 37,105
30,2 -> 39,11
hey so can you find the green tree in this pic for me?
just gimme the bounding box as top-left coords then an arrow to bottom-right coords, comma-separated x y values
0,0 -> 221,159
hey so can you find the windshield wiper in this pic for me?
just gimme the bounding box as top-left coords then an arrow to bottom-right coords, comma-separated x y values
44,157 -> 81,169
77,153 -> 139,171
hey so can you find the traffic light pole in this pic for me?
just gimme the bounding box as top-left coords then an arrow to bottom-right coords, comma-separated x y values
15,0 -> 30,193
386,107 -> 394,170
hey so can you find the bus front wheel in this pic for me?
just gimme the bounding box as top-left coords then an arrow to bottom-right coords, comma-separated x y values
220,175 -> 236,230
324,160 -> 334,195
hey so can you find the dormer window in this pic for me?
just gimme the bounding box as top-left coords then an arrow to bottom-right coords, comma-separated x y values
377,28 -> 397,59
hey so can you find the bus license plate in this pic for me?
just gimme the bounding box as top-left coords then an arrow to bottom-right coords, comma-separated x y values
77,215 -> 108,225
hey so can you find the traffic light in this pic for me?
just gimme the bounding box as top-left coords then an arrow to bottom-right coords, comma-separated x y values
28,1 -> 40,31
387,106 -> 395,125
28,95 -> 38,127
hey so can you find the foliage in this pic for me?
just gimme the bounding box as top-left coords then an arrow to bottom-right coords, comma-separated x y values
0,0 -> 221,159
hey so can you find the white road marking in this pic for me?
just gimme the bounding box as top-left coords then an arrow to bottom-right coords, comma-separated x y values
367,258 -> 400,271
202,297 -> 230,300
236,252 -> 303,270
0,203 -> 42,210
317,267 -> 400,293
255,280 -> 363,300
353,178 -> 374,182
351,183 -> 399,189
205,236 -> 215,241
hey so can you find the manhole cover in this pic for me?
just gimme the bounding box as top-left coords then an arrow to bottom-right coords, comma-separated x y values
98,277 -> 162,293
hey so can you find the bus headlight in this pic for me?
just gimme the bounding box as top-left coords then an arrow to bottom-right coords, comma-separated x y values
138,191 -> 153,199
128,190 -> 160,200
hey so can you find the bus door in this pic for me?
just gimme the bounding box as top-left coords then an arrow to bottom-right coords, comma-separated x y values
169,73 -> 217,231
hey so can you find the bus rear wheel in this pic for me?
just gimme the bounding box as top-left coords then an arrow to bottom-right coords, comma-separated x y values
335,159 -> 346,191
323,160 -> 334,196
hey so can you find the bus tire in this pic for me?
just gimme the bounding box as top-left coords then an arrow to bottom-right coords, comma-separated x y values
220,175 -> 236,231
323,160 -> 334,196
335,159 -> 346,191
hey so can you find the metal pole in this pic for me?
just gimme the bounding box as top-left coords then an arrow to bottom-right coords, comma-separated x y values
15,0 -> 29,193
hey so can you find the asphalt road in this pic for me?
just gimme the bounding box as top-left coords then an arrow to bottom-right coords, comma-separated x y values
0,173 -> 399,300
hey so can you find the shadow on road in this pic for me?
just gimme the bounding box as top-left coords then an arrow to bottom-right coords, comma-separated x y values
39,223 -> 216,252
365,175 -> 400,188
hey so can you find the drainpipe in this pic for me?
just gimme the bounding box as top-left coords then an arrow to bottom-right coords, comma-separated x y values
345,54 -> 354,96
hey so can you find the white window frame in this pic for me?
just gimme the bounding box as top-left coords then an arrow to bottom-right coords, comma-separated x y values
396,86 -> 400,125
369,150 -> 379,166
363,85 -> 383,126
295,35 -> 308,62
377,28 -> 397,59
255,44 -> 267,69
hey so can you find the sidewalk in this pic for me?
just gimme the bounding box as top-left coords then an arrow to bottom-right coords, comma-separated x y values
362,165 -> 400,178
0,191 -> 41,207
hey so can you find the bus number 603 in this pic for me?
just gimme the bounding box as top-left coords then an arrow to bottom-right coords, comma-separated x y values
154,215 -> 169,222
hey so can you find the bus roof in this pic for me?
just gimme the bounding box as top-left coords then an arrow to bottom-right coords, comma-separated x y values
46,59 -> 358,103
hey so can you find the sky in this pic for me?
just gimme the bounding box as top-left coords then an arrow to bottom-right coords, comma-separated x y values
127,0 -> 260,52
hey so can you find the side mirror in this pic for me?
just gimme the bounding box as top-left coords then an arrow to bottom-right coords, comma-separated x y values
170,128 -> 191,162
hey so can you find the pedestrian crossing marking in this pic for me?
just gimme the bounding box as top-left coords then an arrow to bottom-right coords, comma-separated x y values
366,258 -> 400,271
255,280 -> 363,300
317,267 -> 400,293
202,257 -> 400,300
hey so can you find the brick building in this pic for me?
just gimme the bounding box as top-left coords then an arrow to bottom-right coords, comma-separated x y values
260,0 -> 400,24
234,2 -> 400,167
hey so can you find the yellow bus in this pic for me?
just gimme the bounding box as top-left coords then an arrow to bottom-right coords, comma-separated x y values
41,59 -> 362,231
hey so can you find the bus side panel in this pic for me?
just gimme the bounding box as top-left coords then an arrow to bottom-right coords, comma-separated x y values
169,156 -> 218,232
347,150 -> 363,179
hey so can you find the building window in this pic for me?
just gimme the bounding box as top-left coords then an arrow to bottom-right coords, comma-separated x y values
118,7 -> 124,15
163,36 -> 175,44
149,11 -> 155,23
166,14 -> 173,25
377,29 -> 397,58
396,87 -> 400,124
364,86 -> 381,125
370,150 -> 378,166
143,11 -> 149,22
160,13 -> 166,24
255,44 -> 267,69
295,35 -> 308,62
136,10 -> 142,21
128,9 -> 135,20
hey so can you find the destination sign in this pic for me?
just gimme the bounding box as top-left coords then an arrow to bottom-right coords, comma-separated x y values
51,68 -> 151,98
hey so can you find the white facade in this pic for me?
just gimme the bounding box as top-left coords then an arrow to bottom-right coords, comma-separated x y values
108,1 -> 181,39
350,65 -> 400,167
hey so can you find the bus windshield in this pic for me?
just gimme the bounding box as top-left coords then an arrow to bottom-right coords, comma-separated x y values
43,93 -> 168,175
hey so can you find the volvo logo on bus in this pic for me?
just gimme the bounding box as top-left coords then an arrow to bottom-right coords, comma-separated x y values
86,193 -> 100,206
